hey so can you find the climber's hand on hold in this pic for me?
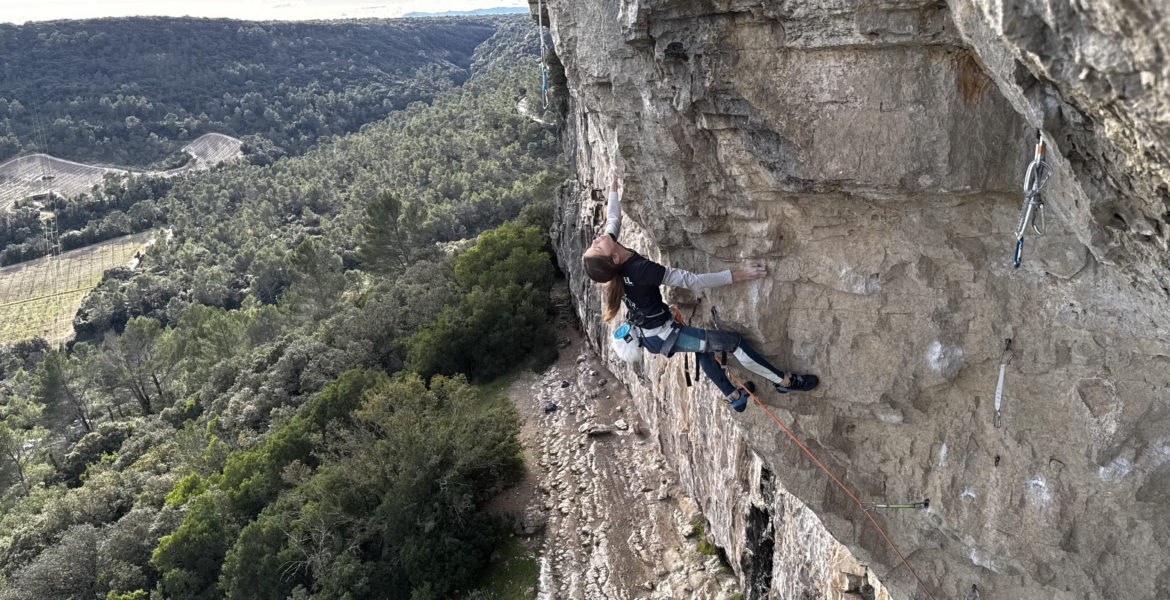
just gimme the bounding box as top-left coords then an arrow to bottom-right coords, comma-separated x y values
732,262 -> 766,282
610,172 -> 619,192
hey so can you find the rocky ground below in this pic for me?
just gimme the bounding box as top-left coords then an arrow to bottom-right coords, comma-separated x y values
492,320 -> 742,599
486,285 -> 892,600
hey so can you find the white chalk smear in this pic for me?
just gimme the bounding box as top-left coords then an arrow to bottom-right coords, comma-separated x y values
969,548 -> 994,570
927,341 -> 963,374
1027,475 -> 1051,504
1098,457 -> 1131,483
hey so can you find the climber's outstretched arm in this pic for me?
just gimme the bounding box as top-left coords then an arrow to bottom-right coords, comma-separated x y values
662,261 -> 766,290
662,267 -> 732,290
603,174 -> 622,239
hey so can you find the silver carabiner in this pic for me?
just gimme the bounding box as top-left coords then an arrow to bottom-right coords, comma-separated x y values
1012,131 -> 1052,268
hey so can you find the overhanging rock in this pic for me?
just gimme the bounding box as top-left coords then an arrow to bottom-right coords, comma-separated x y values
539,0 -> 1170,598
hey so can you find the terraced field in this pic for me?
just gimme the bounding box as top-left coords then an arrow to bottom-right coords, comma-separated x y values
0,231 -> 155,345
0,132 -> 243,211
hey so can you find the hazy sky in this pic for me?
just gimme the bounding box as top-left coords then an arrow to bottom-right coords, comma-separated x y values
0,0 -> 529,23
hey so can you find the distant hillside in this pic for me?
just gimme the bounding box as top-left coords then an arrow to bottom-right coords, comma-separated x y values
0,15 -> 532,167
0,17 -> 544,270
406,7 -> 528,17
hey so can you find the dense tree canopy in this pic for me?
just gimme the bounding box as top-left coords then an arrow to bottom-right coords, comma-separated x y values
0,16 -> 518,167
408,221 -> 557,381
0,14 -> 566,600
67,44 -> 562,342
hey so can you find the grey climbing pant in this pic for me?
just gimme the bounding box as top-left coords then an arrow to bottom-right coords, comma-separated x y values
639,324 -> 788,396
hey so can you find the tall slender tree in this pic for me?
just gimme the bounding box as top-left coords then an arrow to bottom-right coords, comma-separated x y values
99,317 -> 174,414
36,348 -> 94,433
0,385 -> 49,497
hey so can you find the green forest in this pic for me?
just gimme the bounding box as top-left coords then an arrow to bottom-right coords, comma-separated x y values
0,15 -> 527,167
0,14 -> 568,600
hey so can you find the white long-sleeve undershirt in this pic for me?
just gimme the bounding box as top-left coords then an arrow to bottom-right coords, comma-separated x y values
662,267 -> 733,290
604,188 -> 732,290
604,190 -> 622,238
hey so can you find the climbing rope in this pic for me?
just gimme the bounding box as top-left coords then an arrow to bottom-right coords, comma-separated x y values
536,0 -> 550,109
1013,129 -> 1052,268
705,348 -> 940,600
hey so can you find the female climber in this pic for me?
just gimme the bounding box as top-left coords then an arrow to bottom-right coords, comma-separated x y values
581,173 -> 819,412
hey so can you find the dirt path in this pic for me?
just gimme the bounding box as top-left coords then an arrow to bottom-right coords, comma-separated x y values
495,314 -> 740,600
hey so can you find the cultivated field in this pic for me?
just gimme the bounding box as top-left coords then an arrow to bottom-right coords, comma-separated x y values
183,132 -> 245,167
0,154 -> 119,211
0,230 -> 155,345
0,133 -> 243,211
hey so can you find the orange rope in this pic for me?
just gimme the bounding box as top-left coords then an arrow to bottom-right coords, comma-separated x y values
714,355 -> 938,600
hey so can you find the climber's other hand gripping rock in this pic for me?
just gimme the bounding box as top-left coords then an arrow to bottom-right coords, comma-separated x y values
732,262 -> 767,282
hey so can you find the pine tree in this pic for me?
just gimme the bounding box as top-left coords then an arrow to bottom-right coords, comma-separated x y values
0,388 -> 50,497
36,348 -> 94,433
356,191 -> 423,274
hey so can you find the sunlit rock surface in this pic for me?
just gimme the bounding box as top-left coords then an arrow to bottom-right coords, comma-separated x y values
538,0 -> 1170,598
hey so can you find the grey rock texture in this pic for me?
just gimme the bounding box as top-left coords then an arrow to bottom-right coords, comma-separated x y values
518,326 -> 884,600
523,343 -> 741,599
536,1 -> 1170,599
946,0 -> 1170,292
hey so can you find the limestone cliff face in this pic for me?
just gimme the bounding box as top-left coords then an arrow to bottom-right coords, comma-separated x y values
946,0 -> 1170,293
538,1 -> 1170,599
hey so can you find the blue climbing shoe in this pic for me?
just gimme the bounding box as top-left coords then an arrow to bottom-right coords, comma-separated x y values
775,373 -> 818,393
728,381 -> 755,412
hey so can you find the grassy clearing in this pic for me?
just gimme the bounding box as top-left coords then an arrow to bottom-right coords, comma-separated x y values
476,372 -> 518,405
469,373 -> 540,600
0,231 -> 153,344
469,536 -> 540,600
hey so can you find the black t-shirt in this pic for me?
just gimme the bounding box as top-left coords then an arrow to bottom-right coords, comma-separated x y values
620,251 -> 670,328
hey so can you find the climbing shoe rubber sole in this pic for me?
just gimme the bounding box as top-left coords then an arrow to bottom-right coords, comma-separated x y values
729,381 -> 755,412
775,373 -> 818,393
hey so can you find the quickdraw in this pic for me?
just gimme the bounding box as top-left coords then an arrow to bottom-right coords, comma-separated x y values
536,0 -> 550,109
993,338 -> 1013,428
862,499 -> 930,512
1013,130 -> 1052,268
